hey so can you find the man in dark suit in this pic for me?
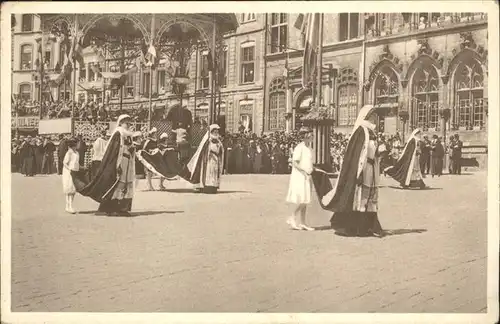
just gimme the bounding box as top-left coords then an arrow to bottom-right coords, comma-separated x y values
76,134 -> 87,168
420,135 -> 432,175
451,134 -> 463,175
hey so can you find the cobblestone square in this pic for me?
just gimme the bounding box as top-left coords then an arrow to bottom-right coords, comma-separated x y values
10,172 -> 487,313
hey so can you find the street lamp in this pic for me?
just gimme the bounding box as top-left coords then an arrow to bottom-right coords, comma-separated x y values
439,107 -> 451,174
398,110 -> 409,143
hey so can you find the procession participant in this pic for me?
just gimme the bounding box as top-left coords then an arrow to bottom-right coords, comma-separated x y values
61,138 -> 80,214
311,104 -> 384,237
136,131 -> 180,189
143,127 -> 158,191
285,126 -> 315,231
90,130 -> 108,180
73,114 -> 136,216
431,135 -> 445,177
384,128 -> 427,189
57,134 -> 69,175
180,124 -> 224,194
41,136 -> 56,174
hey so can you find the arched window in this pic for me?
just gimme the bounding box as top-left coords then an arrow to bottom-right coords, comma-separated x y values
374,66 -> 399,105
19,83 -> 32,101
337,68 -> 358,126
453,60 -> 484,130
268,77 -> 286,131
20,44 -> 33,70
373,66 -> 399,132
410,65 -> 440,130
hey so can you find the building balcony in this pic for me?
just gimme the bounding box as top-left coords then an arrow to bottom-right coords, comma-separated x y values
364,13 -> 487,40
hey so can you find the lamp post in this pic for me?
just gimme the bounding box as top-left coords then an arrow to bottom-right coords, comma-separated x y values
398,110 -> 409,143
439,107 -> 451,173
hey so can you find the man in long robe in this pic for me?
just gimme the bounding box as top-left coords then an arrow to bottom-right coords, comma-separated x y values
136,132 -> 181,187
311,105 -> 383,237
73,114 -> 136,216
384,128 -> 427,189
180,124 -> 224,194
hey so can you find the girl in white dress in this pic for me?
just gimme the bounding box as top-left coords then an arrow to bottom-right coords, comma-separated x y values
62,139 -> 80,214
286,127 -> 315,231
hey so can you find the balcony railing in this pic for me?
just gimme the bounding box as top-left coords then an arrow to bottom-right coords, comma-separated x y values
11,116 -> 40,129
365,13 -> 487,39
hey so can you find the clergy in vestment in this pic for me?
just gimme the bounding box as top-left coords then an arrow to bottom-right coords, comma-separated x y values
384,128 -> 427,189
180,124 -> 224,194
311,105 -> 384,237
73,114 -> 136,216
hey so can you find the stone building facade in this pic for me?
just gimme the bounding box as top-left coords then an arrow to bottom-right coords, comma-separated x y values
12,13 -> 489,152
264,12 -> 488,151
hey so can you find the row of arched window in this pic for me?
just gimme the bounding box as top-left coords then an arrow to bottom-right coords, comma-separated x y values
268,55 -> 486,131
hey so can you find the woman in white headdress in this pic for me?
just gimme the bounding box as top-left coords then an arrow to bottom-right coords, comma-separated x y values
74,114 -> 136,216
384,128 -> 427,189
180,124 -> 224,194
311,105 -> 384,237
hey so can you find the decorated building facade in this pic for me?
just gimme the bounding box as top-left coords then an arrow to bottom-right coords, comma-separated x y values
264,12 -> 488,150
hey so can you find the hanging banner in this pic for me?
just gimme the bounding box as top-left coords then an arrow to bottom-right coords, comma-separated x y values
38,118 -> 72,134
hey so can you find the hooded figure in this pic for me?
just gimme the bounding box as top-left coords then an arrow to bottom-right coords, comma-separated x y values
384,128 -> 427,189
73,114 -> 136,216
180,124 -> 224,194
311,105 -> 384,237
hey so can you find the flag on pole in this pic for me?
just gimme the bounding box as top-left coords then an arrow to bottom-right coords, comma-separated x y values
145,44 -> 157,67
70,36 -> 84,68
297,13 -> 320,88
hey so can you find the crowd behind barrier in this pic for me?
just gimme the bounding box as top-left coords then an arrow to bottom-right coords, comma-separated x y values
11,124 -> 408,177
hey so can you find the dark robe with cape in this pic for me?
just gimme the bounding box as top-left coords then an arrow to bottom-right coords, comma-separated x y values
136,146 -> 181,180
72,130 -> 134,214
384,137 -> 425,188
311,126 -> 382,237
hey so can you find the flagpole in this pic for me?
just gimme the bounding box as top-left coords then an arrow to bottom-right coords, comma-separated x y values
316,13 -> 323,107
148,15 -> 156,131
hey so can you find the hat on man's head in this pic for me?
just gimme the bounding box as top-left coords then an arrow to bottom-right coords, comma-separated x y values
149,127 -> 158,134
159,132 -> 168,140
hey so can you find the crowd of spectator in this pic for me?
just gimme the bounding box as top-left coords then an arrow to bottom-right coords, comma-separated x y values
12,99 -> 161,123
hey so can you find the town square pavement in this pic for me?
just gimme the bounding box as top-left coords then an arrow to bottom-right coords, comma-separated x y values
10,171 -> 487,313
